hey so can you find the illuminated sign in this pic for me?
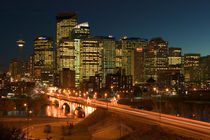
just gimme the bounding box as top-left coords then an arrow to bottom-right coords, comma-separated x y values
18,44 -> 24,47
136,48 -> 143,52
38,37 -> 46,40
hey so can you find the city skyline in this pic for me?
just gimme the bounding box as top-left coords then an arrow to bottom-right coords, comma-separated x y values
1,0 -> 210,70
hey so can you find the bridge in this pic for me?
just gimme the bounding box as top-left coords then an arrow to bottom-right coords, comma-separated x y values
47,95 -> 96,118
47,94 -> 210,139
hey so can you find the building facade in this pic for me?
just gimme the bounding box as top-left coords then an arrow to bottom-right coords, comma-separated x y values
80,37 -> 103,83
71,22 -> 90,87
56,12 -> 78,45
144,37 -> 168,81
200,55 -> 210,86
184,54 -> 200,85
33,36 -> 54,85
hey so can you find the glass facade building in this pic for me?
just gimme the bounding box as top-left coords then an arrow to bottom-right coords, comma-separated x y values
33,36 -> 54,85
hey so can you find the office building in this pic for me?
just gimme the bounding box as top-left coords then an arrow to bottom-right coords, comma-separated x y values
116,36 -> 147,84
184,54 -> 200,85
17,39 -> 25,78
168,48 -> 182,68
144,37 -> 168,81
80,37 -> 103,83
94,36 -> 116,86
33,36 -> 54,85
71,22 -> 90,87
9,59 -> 18,81
59,68 -> 75,89
57,38 -> 75,72
200,55 -> 210,86
56,12 -> 78,45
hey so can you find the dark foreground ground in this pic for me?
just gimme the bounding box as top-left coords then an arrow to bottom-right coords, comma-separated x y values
28,109 -> 198,140
0,110 -> 206,140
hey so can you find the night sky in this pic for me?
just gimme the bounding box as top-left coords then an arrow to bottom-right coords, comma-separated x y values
0,0 -> 210,71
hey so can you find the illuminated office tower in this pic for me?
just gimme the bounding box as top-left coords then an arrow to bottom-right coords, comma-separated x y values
168,48 -> 182,69
56,12 -> 78,45
17,39 -> 25,78
134,39 -> 148,83
71,22 -> 90,87
200,55 -> 210,86
9,59 -> 19,81
184,54 -> 200,84
57,38 -> 75,72
29,55 -> 34,79
33,36 -> 54,85
116,36 -> 147,84
80,37 -> 102,82
56,12 -> 78,75
144,37 -> 168,81
115,41 -> 123,68
100,36 -> 116,86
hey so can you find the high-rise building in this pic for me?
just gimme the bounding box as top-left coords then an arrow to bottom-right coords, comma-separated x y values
200,55 -> 210,86
33,36 -> 54,85
184,53 -> 200,85
29,55 -> 34,79
9,59 -> 18,81
168,48 -> 182,67
116,36 -> 147,84
56,12 -> 78,81
56,12 -> 78,45
22,61 -> 30,78
144,37 -> 168,81
71,22 -> 90,40
80,37 -> 103,83
59,68 -> 75,89
95,36 -> 116,86
71,22 -> 90,87
57,38 -> 75,72
17,39 -> 25,78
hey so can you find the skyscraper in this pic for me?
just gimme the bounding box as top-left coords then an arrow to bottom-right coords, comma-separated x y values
80,37 -> 103,83
200,55 -> 210,86
57,38 -> 75,72
168,48 -> 182,68
9,59 -> 18,81
56,12 -> 78,45
184,54 -> 200,85
56,12 -> 78,79
100,36 -> 116,86
17,39 -> 25,78
33,36 -> 54,85
116,36 -> 147,84
71,22 -> 90,87
144,37 -> 168,81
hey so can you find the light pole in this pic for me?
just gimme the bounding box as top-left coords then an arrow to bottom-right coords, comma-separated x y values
104,93 -> 108,110
153,87 -> 161,122
24,103 -> 29,140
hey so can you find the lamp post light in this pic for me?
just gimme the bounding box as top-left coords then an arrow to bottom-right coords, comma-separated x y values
111,85 -> 114,96
24,103 -> 29,140
117,94 -> 120,100
104,93 -> 108,109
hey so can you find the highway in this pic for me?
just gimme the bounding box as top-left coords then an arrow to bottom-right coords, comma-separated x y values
51,95 -> 210,139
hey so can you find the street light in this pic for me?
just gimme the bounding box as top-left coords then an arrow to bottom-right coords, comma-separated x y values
117,94 -> 120,100
24,103 -> 29,140
104,93 -> 108,109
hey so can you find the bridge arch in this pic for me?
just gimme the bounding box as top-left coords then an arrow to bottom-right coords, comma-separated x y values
74,106 -> 85,118
62,103 -> 70,115
54,100 -> 59,108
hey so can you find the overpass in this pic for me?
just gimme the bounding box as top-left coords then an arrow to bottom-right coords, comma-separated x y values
48,94 -> 210,139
